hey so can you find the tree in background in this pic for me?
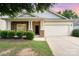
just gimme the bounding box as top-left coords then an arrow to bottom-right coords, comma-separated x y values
58,10 -> 78,19
0,3 -> 54,17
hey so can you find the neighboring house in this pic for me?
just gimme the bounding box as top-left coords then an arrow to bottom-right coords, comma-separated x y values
0,11 -> 73,38
72,19 -> 79,29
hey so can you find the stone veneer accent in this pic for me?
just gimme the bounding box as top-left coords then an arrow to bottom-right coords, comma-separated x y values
40,30 -> 44,37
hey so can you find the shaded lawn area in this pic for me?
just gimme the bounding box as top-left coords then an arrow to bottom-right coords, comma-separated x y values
0,39 -> 53,56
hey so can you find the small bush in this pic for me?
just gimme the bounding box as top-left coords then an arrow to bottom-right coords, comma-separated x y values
16,31 -> 24,38
25,31 -> 35,40
0,31 -> 35,39
72,29 -> 79,37
1,31 -> 8,38
7,31 -> 15,38
0,30 -> 1,38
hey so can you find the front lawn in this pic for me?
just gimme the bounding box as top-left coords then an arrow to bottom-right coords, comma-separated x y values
0,40 -> 53,56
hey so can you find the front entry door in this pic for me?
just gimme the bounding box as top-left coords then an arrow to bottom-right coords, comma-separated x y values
35,25 -> 40,35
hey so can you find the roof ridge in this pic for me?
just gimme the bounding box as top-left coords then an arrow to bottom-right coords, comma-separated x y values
48,10 -> 69,19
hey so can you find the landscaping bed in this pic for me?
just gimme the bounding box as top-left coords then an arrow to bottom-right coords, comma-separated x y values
0,30 -> 35,40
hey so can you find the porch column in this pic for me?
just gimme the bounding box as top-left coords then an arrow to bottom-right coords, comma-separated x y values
6,20 -> 11,30
40,20 -> 44,30
28,21 -> 32,31
28,21 -> 30,30
30,21 -> 32,31
40,20 -> 44,37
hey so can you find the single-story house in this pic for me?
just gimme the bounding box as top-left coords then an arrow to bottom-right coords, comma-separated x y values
0,11 -> 73,38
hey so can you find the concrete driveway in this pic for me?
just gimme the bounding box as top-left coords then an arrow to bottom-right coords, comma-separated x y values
46,36 -> 79,56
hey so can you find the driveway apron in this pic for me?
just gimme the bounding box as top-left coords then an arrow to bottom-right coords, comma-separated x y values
46,36 -> 79,56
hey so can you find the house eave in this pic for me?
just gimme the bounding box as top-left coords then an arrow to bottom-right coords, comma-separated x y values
0,17 -> 73,22
44,19 -> 73,22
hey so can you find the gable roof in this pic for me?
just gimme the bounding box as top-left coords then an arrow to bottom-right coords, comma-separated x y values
0,10 -> 68,19
30,10 -> 68,19
48,11 -> 68,19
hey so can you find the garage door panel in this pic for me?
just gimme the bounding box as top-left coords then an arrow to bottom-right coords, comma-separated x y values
45,25 -> 69,37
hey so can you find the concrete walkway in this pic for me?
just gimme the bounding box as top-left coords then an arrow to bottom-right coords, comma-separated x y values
34,35 -> 45,41
34,37 -> 45,41
46,36 -> 79,56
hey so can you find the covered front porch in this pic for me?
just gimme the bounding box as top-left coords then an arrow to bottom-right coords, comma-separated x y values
6,19 -> 44,37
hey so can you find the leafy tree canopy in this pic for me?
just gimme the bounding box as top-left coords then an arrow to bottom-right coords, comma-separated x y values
0,3 -> 54,17
58,10 -> 78,19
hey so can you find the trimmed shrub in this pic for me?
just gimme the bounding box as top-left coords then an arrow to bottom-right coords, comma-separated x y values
16,31 -> 24,38
25,31 -> 35,40
0,30 -> 1,38
7,31 -> 15,38
1,31 -> 8,38
22,31 -> 26,39
0,31 -> 35,39
72,29 -> 79,37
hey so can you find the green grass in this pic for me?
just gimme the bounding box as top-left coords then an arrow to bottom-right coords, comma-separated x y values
0,40 -> 53,56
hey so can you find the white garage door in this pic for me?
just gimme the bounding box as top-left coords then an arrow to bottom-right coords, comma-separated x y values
44,22 -> 72,37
